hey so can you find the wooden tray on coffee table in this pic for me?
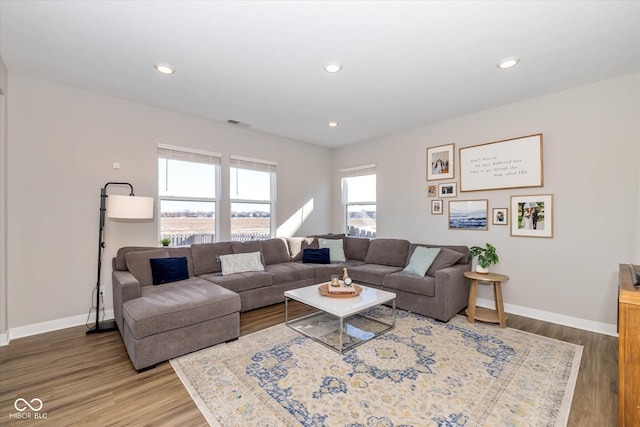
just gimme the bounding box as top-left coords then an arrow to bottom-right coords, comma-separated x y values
318,283 -> 362,298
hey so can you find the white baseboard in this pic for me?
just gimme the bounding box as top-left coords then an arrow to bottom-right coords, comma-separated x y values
1,300 -> 618,347
476,297 -> 618,337
0,309 -> 115,346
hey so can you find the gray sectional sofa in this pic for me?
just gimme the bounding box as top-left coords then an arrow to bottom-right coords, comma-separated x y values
112,234 -> 471,370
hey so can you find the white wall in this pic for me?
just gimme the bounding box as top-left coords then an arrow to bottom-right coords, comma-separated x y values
334,73 -> 640,334
6,74 -> 332,336
0,54 -> 8,344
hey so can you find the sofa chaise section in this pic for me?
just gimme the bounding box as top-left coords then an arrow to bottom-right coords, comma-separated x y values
112,247 -> 241,371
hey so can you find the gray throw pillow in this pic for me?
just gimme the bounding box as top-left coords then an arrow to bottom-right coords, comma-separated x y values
426,248 -> 464,276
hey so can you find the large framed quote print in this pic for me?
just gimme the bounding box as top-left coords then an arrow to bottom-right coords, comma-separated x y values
459,134 -> 543,192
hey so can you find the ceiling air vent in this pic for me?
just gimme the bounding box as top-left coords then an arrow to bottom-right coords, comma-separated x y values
227,119 -> 252,128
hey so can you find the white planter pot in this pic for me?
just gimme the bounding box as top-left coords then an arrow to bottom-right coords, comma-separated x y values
475,265 -> 489,274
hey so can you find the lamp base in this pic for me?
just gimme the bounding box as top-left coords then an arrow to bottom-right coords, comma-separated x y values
86,319 -> 118,334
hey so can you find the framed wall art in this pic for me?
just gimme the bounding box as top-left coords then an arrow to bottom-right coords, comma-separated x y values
448,199 -> 488,230
427,143 -> 455,181
492,208 -> 508,225
437,182 -> 457,198
510,194 -> 553,238
431,200 -> 443,215
459,134 -> 543,192
428,185 -> 436,197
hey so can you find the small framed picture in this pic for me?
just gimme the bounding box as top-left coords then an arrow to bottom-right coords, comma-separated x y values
427,143 -> 455,181
510,194 -> 553,238
438,182 -> 457,198
492,208 -> 508,225
448,199 -> 488,230
428,185 -> 436,197
431,200 -> 443,215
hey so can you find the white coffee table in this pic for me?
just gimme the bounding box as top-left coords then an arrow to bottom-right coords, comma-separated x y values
284,283 -> 396,354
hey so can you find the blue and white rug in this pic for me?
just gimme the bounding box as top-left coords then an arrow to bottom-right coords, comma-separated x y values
171,309 -> 582,426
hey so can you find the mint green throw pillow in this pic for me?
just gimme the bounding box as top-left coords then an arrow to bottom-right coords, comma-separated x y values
403,247 -> 441,276
319,238 -> 346,263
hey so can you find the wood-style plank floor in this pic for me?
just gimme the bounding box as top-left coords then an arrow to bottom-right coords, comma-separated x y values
0,302 -> 617,426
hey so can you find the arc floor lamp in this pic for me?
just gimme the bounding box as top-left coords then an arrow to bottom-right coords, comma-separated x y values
87,182 -> 154,334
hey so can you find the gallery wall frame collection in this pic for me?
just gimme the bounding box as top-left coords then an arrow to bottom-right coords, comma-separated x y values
426,133 -> 553,238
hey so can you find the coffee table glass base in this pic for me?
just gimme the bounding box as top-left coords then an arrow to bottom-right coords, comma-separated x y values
285,302 -> 395,354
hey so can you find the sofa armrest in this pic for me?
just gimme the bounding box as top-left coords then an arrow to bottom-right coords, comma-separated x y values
112,270 -> 142,332
432,263 -> 471,321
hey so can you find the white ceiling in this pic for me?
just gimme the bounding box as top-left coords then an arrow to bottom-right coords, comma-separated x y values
1,1 -> 639,148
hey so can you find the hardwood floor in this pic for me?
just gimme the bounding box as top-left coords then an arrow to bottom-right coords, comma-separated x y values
0,303 -> 617,426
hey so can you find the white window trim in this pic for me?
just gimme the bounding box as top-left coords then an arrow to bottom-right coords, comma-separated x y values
341,164 -> 376,236
158,144 -> 221,242
230,155 -> 277,238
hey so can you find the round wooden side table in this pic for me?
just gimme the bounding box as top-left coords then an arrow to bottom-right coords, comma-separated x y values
464,271 -> 510,328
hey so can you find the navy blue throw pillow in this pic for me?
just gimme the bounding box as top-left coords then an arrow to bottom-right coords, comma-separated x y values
149,257 -> 189,285
302,248 -> 330,264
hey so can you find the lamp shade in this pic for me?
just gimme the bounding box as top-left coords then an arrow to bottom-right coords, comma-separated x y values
107,195 -> 154,219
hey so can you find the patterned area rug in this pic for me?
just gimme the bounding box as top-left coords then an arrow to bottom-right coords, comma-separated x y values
171,309 -> 582,427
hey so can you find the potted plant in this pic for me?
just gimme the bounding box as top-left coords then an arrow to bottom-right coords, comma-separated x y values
160,237 -> 171,247
469,243 -> 499,274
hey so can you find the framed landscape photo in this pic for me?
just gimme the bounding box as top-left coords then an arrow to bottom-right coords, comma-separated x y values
437,182 -> 457,198
510,194 -> 553,238
431,200 -> 443,215
492,208 -> 508,225
427,143 -> 455,181
448,199 -> 488,230
459,134 -> 543,192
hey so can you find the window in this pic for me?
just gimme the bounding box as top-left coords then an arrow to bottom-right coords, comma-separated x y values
158,145 -> 220,246
342,164 -> 376,238
230,155 -> 276,241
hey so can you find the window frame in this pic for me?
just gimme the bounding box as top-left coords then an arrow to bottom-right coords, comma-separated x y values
157,144 -> 221,244
341,164 -> 377,238
230,155 -> 277,240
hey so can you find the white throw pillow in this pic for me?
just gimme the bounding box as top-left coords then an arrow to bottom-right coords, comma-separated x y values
219,252 -> 265,275
319,238 -> 346,263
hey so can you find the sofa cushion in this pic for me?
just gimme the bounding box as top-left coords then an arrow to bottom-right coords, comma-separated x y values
231,240 -> 262,255
191,242 -> 233,275
150,257 -> 189,285
125,249 -> 170,287
383,272 -> 436,297
114,246 -> 157,271
319,238 -> 346,263
201,271 -> 272,293
124,279 -> 240,339
261,238 -> 291,265
403,247 -> 441,276
265,262 -> 316,285
364,238 -> 410,267
219,252 -> 264,275
426,248 -> 465,277
345,237 -> 370,261
302,248 -> 330,264
348,263 -> 404,287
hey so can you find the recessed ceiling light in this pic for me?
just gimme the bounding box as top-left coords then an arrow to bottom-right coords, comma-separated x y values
324,62 -> 342,73
154,63 -> 175,75
328,121 -> 339,127
497,57 -> 520,70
